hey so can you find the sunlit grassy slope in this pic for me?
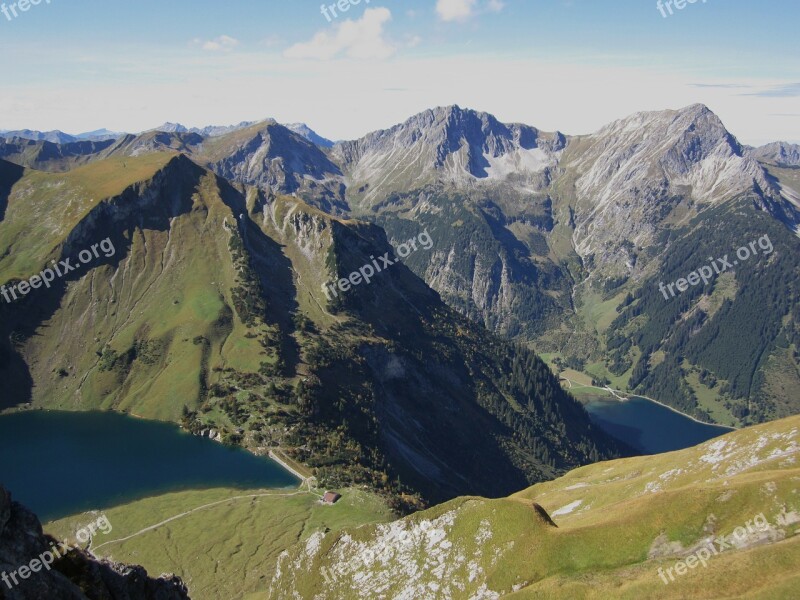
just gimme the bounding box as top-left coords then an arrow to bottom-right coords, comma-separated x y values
47,486 -> 394,600
269,415 -> 800,599
0,154 -> 252,420
0,153 -> 175,280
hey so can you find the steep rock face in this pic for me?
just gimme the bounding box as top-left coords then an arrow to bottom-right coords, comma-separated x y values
238,196 -> 623,503
563,104 -> 786,267
0,487 -> 190,600
369,189 -> 569,340
331,106 -> 570,338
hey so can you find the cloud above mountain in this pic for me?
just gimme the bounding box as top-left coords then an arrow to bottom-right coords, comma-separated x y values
436,0 -> 504,22
197,35 -> 239,52
436,0 -> 477,21
284,8 -> 395,60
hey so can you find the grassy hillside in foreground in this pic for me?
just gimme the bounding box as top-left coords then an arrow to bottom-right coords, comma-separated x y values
269,415 -> 800,599
46,486 -> 394,600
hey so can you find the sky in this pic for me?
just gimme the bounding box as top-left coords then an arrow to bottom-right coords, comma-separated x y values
1,0 -> 799,145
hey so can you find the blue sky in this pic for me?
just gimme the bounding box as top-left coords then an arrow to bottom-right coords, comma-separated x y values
1,0 -> 798,143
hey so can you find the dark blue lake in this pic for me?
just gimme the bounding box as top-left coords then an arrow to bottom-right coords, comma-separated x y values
585,397 -> 733,455
0,411 -> 299,521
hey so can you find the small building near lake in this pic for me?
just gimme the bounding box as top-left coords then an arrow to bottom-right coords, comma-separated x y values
322,491 -> 342,505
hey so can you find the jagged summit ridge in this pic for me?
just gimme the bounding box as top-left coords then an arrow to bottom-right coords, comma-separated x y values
333,105 -> 566,202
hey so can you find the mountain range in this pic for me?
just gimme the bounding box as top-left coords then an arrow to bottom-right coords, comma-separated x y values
1,104 -> 799,507
11,104 -> 799,425
0,120 -> 334,147
2,103 -> 799,599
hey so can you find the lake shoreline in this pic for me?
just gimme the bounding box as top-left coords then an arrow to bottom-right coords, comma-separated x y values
560,376 -> 738,430
0,410 -> 299,522
583,396 -> 734,455
589,393 -> 737,431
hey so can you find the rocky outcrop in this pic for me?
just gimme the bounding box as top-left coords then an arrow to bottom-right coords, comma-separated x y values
0,486 -> 190,600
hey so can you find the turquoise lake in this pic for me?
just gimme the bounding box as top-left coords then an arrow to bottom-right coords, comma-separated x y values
0,410 -> 299,521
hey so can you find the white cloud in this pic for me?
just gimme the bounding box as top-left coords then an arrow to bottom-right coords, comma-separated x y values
259,35 -> 283,48
284,8 -> 395,61
487,0 -> 505,12
406,35 -> 422,48
200,35 -> 239,52
436,0 -> 477,22
436,0 -> 504,22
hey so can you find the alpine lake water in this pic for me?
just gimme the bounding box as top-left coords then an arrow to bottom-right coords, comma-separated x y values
584,396 -> 734,455
0,410 -> 299,521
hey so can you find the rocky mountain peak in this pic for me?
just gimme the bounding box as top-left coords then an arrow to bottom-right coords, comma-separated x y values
333,106 -> 564,204
284,123 -> 334,148
149,122 -> 188,134
195,120 -> 348,214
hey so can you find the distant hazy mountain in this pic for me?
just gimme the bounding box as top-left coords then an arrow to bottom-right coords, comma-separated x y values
285,122 -> 334,148
748,141 -> 800,167
147,121 -> 189,134
75,128 -> 123,141
0,136 -> 119,171
1,129 -> 78,144
145,120 -> 334,146
147,120 -> 260,137
0,128 -> 121,144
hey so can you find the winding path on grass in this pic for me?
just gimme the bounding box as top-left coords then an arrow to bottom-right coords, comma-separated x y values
92,489 -> 320,553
